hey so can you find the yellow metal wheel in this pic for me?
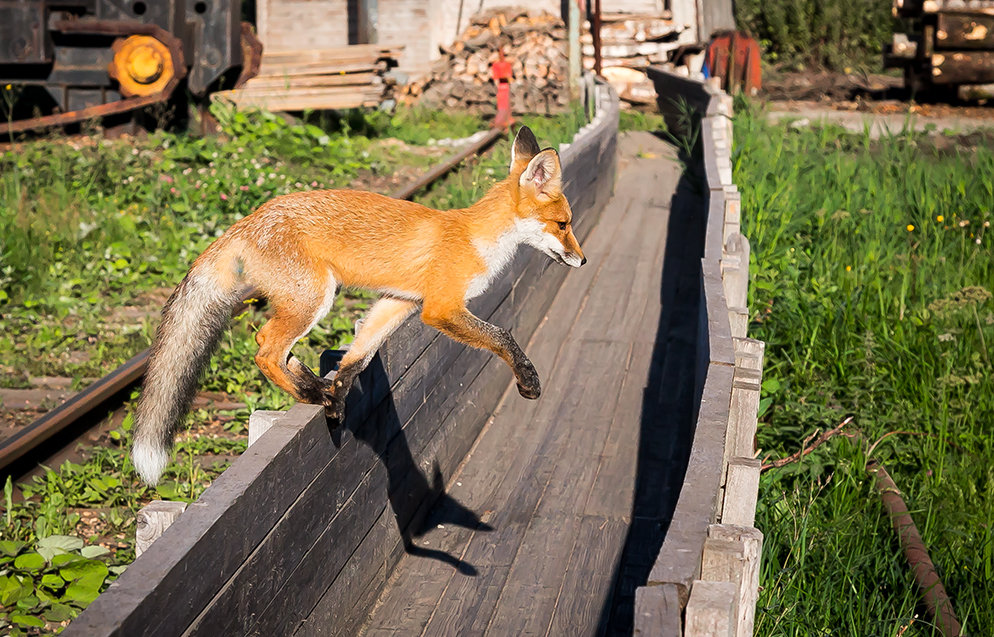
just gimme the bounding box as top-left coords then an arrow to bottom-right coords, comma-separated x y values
109,35 -> 176,97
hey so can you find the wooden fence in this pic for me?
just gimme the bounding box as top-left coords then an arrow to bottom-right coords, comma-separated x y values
636,67 -> 766,636
64,80 -> 619,637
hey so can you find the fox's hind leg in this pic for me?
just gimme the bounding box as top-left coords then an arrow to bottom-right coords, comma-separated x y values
326,297 -> 418,420
254,287 -> 338,406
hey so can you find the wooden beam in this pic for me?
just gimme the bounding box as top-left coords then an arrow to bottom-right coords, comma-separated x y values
932,51 -> 994,84
700,524 -> 763,637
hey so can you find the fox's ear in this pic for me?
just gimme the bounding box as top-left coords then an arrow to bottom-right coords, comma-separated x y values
510,125 -> 540,173
519,148 -> 562,200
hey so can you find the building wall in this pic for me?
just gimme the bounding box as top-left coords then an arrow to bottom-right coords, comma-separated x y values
255,0 -> 707,78
257,0 -> 349,51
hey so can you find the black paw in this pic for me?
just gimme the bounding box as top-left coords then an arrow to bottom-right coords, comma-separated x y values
324,396 -> 346,422
516,361 -> 541,399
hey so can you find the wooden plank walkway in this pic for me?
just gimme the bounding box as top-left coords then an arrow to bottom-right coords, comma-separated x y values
357,132 -> 704,637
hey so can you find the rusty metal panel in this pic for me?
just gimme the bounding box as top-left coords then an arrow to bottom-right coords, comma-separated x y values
92,0 -> 186,33
932,50 -> 994,83
185,0 -> 242,95
0,1 -> 50,63
936,12 -> 994,49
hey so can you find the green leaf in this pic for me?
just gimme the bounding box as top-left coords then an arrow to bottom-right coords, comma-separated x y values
40,573 -> 65,589
59,558 -> 108,584
15,594 -> 40,610
0,540 -> 25,557
79,545 -> 110,559
9,613 -> 45,628
63,570 -> 107,607
0,576 -> 32,606
12,552 -> 45,572
44,603 -> 74,622
761,378 -> 781,393
50,553 -> 85,568
37,535 -> 84,553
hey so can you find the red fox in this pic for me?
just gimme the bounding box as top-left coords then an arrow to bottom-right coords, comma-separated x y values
130,126 -> 585,485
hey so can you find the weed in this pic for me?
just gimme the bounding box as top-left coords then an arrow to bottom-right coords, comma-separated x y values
735,0 -> 901,71
737,102 -> 994,635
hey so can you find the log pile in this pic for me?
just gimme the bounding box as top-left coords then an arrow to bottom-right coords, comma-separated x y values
887,0 -> 994,98
213,44 -> 403,112
585,12 -> 694,106
400,9 -> 571,115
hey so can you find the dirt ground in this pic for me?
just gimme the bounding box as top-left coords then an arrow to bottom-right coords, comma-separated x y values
760,69 -> 994,137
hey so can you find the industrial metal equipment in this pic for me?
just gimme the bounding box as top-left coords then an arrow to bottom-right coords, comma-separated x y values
0,0 -> 262,134
886,0 -> 994,99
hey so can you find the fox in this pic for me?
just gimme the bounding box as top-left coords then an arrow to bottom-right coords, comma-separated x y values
130,125 -> 585,485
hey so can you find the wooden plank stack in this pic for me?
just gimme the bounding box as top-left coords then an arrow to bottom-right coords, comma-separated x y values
400,8 -> 571,115
582,11 -> 689,70
213,44 -> 403,112
887,0 -> 994,98
587,12 -> 693,106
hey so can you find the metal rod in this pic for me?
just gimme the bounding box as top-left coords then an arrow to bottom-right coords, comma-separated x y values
0,351 -> 149,473
388,128 -> 502,200
868,460 -> 962,637
592,0 -> 603,77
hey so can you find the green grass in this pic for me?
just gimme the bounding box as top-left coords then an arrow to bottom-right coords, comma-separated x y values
415,107 -> 588,211
734,0 -> 900,71
735,102 -> 994,635
0,103 -> 586,634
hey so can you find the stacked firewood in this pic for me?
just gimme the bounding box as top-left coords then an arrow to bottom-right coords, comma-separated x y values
584,11 -> 693,106
400,9 -> 571,115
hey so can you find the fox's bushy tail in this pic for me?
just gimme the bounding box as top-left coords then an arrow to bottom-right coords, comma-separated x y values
131,265 -> 241,485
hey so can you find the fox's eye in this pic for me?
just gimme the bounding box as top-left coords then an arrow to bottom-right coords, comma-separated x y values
557,221 -> 567,231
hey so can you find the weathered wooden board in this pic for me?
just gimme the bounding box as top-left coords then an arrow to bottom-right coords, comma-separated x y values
67,82 -> 623,637
936,13 -> 994,49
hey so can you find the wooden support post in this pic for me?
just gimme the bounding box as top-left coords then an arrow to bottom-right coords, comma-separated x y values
634,584 -> 683,636
248,410 -> 285,447
684,580 -> 737,637
722,457 -> 761,527
721,233 -> 750,339
700,524 -> 763,637
727,337 -> 764,458
569,0 -> 581,100
135,500 -> 188,557
722,186 -> 740,245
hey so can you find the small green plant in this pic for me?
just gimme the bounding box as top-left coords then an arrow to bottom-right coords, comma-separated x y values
0,536 -> 119,634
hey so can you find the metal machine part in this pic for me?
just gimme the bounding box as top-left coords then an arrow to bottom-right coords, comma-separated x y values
0,0 -> 262,133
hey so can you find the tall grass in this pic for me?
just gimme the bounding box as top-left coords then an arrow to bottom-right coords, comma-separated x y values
736,103 -> 994,635
735,0 -> 899,70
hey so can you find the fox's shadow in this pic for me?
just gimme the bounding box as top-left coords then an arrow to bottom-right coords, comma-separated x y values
321,351 -> 493,576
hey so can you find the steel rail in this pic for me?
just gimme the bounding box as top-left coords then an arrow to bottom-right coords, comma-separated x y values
0,127 -> 504,475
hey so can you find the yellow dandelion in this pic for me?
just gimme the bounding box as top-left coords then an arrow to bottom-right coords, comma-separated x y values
3,84 -> 10,90
936,215 -> 944,222
906,224 -> 915,232
845,265 -> 852,272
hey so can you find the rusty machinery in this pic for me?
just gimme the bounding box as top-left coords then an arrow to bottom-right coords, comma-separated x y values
0,0 -> 262,134
886,0 -> 994,99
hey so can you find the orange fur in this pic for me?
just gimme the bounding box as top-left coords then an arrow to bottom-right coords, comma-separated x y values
132,126 -> 585,484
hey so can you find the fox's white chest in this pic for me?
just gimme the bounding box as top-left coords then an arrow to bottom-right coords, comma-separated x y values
465,218 -> 545,301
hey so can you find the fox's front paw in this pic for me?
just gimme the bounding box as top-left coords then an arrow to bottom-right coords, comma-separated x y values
324,396 -> 346,422
516,361 -> 541,400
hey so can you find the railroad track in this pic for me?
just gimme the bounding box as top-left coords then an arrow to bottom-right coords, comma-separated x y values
0,127 -> 502,484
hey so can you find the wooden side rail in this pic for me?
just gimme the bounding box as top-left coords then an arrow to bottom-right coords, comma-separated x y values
65,80 -> 620,637
638,66 -> 766,637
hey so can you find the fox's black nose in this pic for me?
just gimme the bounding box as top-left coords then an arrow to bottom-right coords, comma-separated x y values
580,256 -> 587,266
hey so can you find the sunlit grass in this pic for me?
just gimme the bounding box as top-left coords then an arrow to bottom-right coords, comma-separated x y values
736,101 -> 994,636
